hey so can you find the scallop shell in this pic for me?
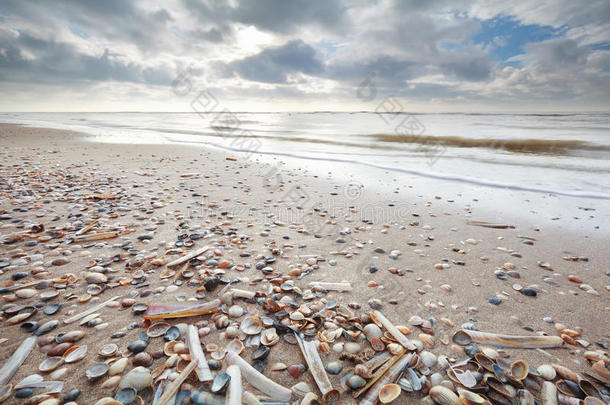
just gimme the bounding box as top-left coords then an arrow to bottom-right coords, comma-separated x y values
39,357 -> 65,372
379,383 -> 401,403
64,345 -> 87,363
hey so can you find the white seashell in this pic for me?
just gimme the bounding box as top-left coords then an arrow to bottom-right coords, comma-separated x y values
537,364 -> 556,380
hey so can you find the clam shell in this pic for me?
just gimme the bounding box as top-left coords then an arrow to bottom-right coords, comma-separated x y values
239,316 -> 262,335
510,360 -> 528,381
115,387 -> 137,404
86,363 -> 109,380
591,359 -> 609,382
108,358 -> 129,376
457,388 -> 491,405
64,345 -> 87,363
537,365 -> 557,380
146,322 -> 170,338
40,291 -> 59,301
226,339 -> 245,355
583,398 -> 605,405
99,344 -> 118,357
430,385 -> 460,405
379,383 -> 401,403
163,326 -> 180,341
118,367 -> 152,392
39,357 -> 65,372
101,376 -> 121,389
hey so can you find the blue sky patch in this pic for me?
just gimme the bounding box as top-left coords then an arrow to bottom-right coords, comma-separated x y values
474,16 -> 565,62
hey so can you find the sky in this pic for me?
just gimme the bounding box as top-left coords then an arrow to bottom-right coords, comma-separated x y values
0,0 -> 609,112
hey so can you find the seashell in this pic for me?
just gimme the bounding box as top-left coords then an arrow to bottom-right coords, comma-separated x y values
58,330 -> 85,343
50,367 -> 68,380
39,357 -> 65,372
94,397 -> 123,405
292,381 -> 313,397
16,289 -> 37,299
387,343 -> 404,355
261,328 -> 280,346
211,373 -> 230,394
48,342 -> 73,357
163,326 -> 180,341
538,364 -> 557,381
127,340 -> 148,354
99,344 -> 118,357
15,374 -> 43,389
35,320 -> 59,336
109,357 -> 129,376
583,398 -> 605,405
301,392 -> 319,405
86,284 -> 103,296
43,304 -> 61,315
133,352 -> 153,367
84,272 -> 107,284
226,339 -> 245,355
591,359 -> 609,382
271,362 -> 287,371
64,345 -> 87,363
101,376 -> 121,389
370,337 -> 385,352
40,291 -> 59,301
409,315 -> 424,326
131,304 -> 147,314
379,383 -> 401,403
228,305 -> 243,318
510,360 -> 528,380
421,351 -> 437,368
118,367 -> 152,392
86,363 -> 109,380
7,309 -> 36,325
347,375 -> 366,390
324,361 -> 343,375
287,364 -> 306,379
430,385 -> 460,405
0,384 -> 12,402
552,364 -> 580,383
146,322 -> 170,338
240,316 -> 263,335
540,381 -> 558,404
344,342 -> 361,353
115,387 -> 137,404
363,323 -> 383,340
578,379 -> 602,399
474,353 -> 495,372
457,388 -> 491,405
21,321 -> 39,333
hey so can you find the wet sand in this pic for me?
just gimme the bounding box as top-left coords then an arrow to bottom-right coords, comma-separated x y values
0,123 -> 608,404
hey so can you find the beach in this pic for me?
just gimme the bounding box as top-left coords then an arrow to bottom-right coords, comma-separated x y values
0,122 -> 608,404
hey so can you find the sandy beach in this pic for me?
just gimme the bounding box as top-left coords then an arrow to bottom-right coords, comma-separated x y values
0,123 -> 608,404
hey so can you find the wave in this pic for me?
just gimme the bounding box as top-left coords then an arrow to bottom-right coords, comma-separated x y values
371,134 -> 610,155
164,136 -> 610,200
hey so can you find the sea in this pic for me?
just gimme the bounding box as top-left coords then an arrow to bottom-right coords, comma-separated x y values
1,111 -> 609,200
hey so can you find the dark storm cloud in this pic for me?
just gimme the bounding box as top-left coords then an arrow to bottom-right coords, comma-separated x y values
228,40 -> 324,83
0,30 -> 172,85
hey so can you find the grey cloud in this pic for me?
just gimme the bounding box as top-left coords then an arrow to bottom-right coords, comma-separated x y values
228,40 -> 324,83
0,30 -> 173,86
440,54 -> 492,81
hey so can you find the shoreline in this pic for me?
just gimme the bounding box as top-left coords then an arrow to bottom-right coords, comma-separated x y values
0,123 -> 608,403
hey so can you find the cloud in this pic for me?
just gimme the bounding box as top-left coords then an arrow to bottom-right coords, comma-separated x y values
0,29 -> 173,86
0,0 -> 608,110
228,40 -> 324,83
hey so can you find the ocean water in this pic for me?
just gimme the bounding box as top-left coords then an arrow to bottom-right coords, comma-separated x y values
1,111 -> 609,199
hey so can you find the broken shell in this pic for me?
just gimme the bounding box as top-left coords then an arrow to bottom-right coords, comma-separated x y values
86,363 -> 109,380
226,339 -> 245,355
261,328 -> 280,346
379,383 -> 401,403
591,359 -> 609,382
39,357 -> 65,372
510,360 -> 528,380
